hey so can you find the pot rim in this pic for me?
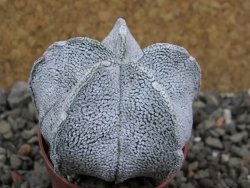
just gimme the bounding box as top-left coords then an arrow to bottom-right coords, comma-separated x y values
38,128 -> 80,188
38,128 -> 188,188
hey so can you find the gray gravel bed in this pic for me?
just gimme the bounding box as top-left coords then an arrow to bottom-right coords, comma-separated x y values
0,82 -> 249,188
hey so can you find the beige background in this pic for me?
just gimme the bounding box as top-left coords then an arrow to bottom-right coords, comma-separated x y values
0,0 -> 249,91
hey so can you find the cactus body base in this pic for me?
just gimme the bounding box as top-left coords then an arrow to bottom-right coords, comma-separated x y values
38,128 -> 188,188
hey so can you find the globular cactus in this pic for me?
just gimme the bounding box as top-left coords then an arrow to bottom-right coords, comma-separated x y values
29,18 -> 201,184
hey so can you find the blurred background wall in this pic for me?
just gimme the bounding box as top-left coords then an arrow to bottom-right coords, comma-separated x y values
0,0 -> 249,92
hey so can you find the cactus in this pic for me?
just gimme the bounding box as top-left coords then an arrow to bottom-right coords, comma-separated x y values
29,18 -> 201,184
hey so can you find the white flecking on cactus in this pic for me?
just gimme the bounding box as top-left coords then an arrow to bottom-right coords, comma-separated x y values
29,18 -> 201,184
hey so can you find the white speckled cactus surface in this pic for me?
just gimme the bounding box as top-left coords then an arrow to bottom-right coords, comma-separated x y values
29,18 -> 201,184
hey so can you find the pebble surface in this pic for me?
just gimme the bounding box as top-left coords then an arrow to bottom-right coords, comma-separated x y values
0,83 -> 250,188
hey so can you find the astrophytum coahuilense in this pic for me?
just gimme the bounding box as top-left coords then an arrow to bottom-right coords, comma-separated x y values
29,18 -> 201,184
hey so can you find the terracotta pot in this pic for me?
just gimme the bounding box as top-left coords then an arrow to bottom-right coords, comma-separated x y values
38,129 -> 188,188
157,145 -> 188,188
38,129 -> 79,188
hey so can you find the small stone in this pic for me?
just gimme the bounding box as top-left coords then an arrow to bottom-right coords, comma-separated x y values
10,155 -> 22,170
194,169 -> 210,179
225,178 -> 237,188
221,93 -> 234,98
188,161 -> 199,171
18,144 -> 32,156
193,109 -> 208,125
0,146 -> 6,154
203,119 -> 215,130
214,128 -> 225,136
0,88 -> 7,104
177,171 -> 187,182
237,113 -> 248,124
193,100 -> 206,109
27,136 -> 38,144
7,81 -> 31,109
240,167 -> 249,179
231,92 -> 245,116
21,158 -> 34,170
20,181 -> 29,188
0,154 -> 6,163
221,154 -> 230,163
205,92 -> 219,107
188,170 -> 194,177
8,117 -> 18,133
180,183 -> 194,188
0,120 -> 11,134
210,108 -> 224,120
229,168 -> 237,179
30,145 -> 39,158
4,142 -> 17,153
28,102 -> 37,120
19,155 -> 32,161
26,166 -> 51,188
21,126 -> 37,140
228,157 -> 241,167
11,171 -> 23,185
212,151 -> 219,157
1,172 -> 12,184
215,116 -> 225,127
224,109 -> 232,125
205,137 -> 223,149
26,121 -> 36,129
230,145 -> 250,157
237,124 -> 246,131
17,170 -> 27,176
199,179 -> 214,188
6,108 -> 21,119
230,132 -> 247,143
16,117 -> 27,129
240,180 -> 250,188
243,94 -> 250,107
209,130 -> 220,138
192,142 -> 205,153
3,131 -> 13,140
0,88 -> 7,112
225,123 -> 236,135
194,137 -> 201,143
34,161 -> 44,170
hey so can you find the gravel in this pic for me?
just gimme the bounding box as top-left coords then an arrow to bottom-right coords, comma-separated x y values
0,121 -> 11,135
10,155 -> 22,170
205,137 -> 224,149
26,165 -> 50,188
0,83 -> 250,188
7,81 -> 31,109
230,132 -> 247,143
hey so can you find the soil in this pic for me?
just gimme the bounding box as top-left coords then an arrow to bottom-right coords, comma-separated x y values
0,0 -> 250,92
